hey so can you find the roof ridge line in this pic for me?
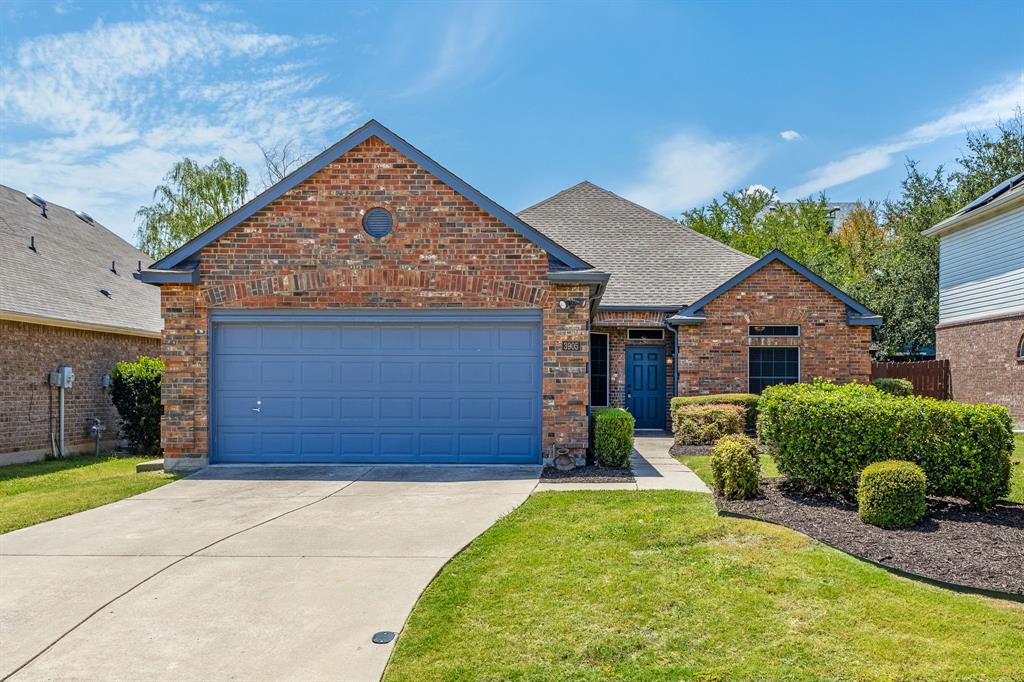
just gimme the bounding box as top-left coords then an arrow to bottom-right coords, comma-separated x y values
517,180 -> 597,215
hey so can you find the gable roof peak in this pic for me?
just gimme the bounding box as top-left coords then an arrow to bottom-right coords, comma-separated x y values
147,119 -> 592,273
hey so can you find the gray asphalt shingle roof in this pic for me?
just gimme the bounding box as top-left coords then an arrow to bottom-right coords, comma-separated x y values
0,184 -> 161,336
519,182 -> 755,308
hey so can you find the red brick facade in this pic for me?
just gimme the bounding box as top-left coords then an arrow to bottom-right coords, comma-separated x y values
937,312 -> 1024,425
0,319 -> 159,462
158,136 -> 590,469
675,260 -> 872,395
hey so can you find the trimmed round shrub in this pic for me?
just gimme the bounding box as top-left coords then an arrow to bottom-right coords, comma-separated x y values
109,356 -> 164,456
871,378 -> 914,397
858,460 -> 927,529
758,380 -> 1012,508
593,407 -> 635,467
710,434 -> 761,500
672,404 -> 744,446
672,393 -> 759,431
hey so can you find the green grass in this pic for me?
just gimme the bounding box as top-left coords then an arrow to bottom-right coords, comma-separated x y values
385,491 -> 1024,681
1010,434 -> 1024,504
0,455 -> 181,533
676,452 -> 779,487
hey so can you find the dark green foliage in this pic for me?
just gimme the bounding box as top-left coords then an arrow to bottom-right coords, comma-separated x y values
592,407 -> 634,467
858,461 -> 927,529
672,404 -> 744,446
758,380 -> 1013,508
672,393 -> 759,431
109,356 -> 164,456
870,378 -> 914,396
710,434 -> 761,500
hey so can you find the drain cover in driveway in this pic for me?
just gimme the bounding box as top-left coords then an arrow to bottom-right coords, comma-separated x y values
372,631 -> 396,644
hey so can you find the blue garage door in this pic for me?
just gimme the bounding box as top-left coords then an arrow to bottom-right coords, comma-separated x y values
211,311 -> 542,464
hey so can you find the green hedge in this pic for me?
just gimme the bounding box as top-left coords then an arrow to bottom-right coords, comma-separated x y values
109,356 -> 164,456
858,460 -> 927,529
593,407 -> 634,468
671,394 -> 759,431
758,380 -> 1013,508
871,378 -> 914,397
710,434 -> 761,500
672,404 -> 744,446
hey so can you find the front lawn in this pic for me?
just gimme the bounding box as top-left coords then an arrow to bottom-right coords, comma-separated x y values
385,491 -> 1024,681
0,455 -> 181,533
1011,433 -> 1024,503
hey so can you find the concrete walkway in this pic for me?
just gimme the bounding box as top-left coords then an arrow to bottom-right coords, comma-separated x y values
534,433 -> 710,493
0,464 -> 540,682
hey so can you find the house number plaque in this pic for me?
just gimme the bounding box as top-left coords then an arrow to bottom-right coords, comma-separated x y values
561,340 -> 583,351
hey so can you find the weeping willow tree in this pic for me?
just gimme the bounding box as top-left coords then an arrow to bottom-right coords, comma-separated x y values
135,157 -> 249,259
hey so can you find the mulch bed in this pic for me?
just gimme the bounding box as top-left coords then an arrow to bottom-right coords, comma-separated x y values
717,478 -> 1024,597
669,444 -> 714,456
541,465 -> 635,483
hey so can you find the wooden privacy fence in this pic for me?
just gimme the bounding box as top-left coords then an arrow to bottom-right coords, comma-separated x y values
871,359 -> 951,399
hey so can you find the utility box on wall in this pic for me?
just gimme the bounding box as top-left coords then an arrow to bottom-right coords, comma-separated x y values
48,365 -> 75,389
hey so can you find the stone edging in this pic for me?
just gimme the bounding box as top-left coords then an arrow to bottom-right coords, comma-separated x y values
715,507 -> 1024,604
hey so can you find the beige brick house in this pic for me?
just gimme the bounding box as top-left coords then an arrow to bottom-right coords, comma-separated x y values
0,185 -> 160,464
141,120 -> 879,471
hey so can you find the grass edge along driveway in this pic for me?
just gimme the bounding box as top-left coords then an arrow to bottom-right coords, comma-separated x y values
0,455 -> 182,533
384,490 -> 1024,682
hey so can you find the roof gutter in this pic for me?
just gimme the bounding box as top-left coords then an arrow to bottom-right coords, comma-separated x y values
137,265 -> 199,285
923,188 -> 1024,238
0,310 -> 162,339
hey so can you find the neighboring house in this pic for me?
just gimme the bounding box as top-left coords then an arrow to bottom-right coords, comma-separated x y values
140,121 -> 879,471
923,171 -> 1024,425
0,185 -> 161,464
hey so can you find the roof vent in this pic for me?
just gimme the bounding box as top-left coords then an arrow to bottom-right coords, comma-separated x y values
75,211 -> 94,225
100,289 -> 112,298
29,236 -> 37,252
26,193 -> 47,218
110,260 -> 117,274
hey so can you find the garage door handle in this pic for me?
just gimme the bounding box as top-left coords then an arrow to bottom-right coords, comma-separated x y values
251,407 -> 261,413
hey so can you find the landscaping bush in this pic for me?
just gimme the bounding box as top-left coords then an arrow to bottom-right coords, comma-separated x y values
672,393 -> 759,431
672,404 -> 744,446
593,407 -> 635,467
109,356 -> 164,456
871,378 -> 914,397
858,460 -> 927,529
758,380 -> 1013,508
710,434 -> 761,500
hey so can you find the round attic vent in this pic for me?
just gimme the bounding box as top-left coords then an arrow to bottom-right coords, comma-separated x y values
363,208 -> 393,238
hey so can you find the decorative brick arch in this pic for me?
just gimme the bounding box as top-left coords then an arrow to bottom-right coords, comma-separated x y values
201,268 -> 553,308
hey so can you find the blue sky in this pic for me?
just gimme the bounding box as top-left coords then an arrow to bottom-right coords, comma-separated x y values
1,1 -> 1021,243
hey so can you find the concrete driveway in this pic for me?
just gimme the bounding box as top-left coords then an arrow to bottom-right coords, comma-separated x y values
0,464 -> 540,681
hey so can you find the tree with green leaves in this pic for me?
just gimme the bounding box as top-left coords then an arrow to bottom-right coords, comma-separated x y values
135,157 -> 249,258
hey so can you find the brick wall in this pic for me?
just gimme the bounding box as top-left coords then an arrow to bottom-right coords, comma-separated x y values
675,260 -> 872,395
0,319 -> 159,462
159,136 -> 590,469
937,312 -> 1024,425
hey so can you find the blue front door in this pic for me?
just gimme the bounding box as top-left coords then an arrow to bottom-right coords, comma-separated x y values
625,346 -> 665,429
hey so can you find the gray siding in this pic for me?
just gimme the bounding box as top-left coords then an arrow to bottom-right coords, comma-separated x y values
938,204 -> 1024,324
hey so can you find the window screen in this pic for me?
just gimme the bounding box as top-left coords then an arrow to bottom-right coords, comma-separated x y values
749,347 -> 799,393
628,328 -> 664,340
749,325 -> 799,337
590,333 -> 609,406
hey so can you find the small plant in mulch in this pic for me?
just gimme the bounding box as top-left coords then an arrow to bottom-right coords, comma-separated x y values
857,460 -> 927,529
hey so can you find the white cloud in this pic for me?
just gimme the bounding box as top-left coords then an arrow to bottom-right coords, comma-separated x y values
744,184 -> 775,197
0,8 -> 358,242
623,132 -> 764,213
783,73 -> 1023,199
402,3 -> 507,96
779,130 -> 802,142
